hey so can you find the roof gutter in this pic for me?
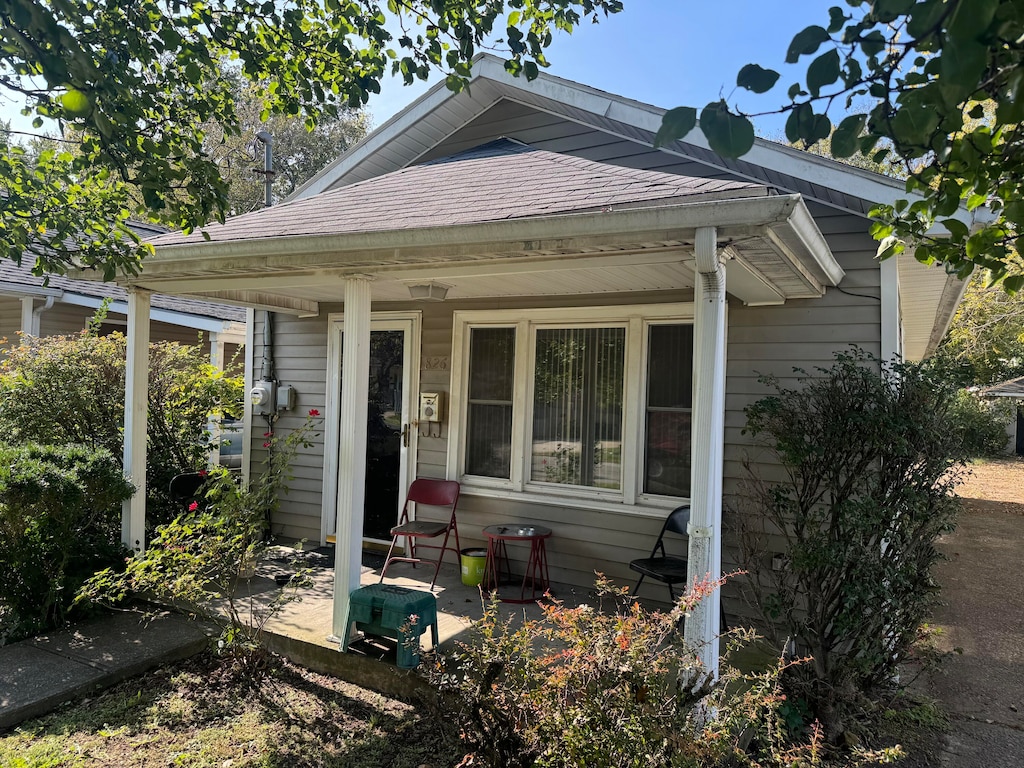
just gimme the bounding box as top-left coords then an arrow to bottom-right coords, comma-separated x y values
120,195 -> 843,289
0,282 -> 63,300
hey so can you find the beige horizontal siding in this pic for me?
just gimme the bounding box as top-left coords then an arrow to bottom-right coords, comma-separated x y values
256,117 -> 885,610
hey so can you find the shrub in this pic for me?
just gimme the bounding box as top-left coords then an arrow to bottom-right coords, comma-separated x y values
78,411 -> 320,667
428,578 -> 899,768
0,443 -> 134,640
0,325 -> 243,526
946,389 -> 1013,458
737,349 -> 964,742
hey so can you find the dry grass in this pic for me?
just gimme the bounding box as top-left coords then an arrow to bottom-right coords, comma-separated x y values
0,652 -> 462,768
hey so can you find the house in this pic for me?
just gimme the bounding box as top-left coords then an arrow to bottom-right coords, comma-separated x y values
99,55 -> 971,672
977,376 -> 1024,455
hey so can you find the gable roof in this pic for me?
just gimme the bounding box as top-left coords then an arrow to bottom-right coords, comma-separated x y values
285,54 -> 967,361
293,55 -> 917,219
151,138 -> 767,248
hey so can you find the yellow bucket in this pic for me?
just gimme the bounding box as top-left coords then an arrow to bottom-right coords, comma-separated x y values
460,548 -> 488,587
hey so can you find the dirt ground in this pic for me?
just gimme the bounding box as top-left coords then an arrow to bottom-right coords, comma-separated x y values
957,457 -> 1024,514
916,456 -> 1024,768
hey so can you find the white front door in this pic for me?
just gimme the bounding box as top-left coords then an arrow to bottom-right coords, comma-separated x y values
322,313 -> 420,546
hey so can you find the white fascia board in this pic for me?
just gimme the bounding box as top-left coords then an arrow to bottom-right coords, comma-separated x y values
58,292 -> 241,334
289,76 -> 463,200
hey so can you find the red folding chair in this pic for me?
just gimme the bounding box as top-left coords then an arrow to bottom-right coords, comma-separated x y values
380,479 -> 461,589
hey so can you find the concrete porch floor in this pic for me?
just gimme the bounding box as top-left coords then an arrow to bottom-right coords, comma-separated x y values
221,545 -> 767,699
246,545 -> 582,678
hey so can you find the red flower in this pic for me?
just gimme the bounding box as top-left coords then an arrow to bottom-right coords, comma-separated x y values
188,501 -> 199,512
308,408 -> 320,417
263,441 -> 272,448
198,470 -> 208,478
263,432 -> 273,438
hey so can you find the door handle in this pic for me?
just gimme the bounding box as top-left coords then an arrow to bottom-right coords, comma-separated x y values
402,423 -> 410,447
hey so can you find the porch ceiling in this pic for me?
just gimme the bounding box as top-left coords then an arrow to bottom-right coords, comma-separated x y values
102,195 -> 843,314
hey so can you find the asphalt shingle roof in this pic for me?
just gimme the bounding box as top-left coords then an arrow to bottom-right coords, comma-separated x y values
979,377 -> 1024,398
151,138 -> 766,248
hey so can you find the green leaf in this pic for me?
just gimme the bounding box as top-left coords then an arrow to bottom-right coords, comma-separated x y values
786,26 -> 831,64
942,218 -> 969,240
939,37 -> 987,94
890,105 -> 940,146
907,0 -> 948,39
860,30 -> 886,57
1002,275 -> 1024,294
826,6 -> 848,34
699,101 -> 754,158
654,106 -> 697,147
947,0 -> 999,40
872,0 -> 916,24
184,61 -> 202,84
830,114 -> 866,158
806,49 -> 840,97
737,64 -> 780,94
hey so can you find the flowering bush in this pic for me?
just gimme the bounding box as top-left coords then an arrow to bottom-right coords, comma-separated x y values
428,577 -> 897,768
78,411 -> 321,666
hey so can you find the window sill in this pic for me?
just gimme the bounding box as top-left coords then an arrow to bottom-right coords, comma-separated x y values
458,481 -> 686,519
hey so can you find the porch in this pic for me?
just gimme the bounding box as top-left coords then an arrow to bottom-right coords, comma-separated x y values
106,140 -> 845,678
245,544 -> 592,696
255,544 -> 590,659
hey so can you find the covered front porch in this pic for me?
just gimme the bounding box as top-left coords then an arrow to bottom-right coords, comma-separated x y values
105,141 -> 843,675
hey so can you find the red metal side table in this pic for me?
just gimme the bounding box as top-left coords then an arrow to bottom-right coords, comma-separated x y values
482,524 -> 552,603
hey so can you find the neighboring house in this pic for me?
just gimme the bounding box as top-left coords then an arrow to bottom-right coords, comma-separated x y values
100,55 -> 972,670
977,376 -> 1024,455
0,222 -> 246,356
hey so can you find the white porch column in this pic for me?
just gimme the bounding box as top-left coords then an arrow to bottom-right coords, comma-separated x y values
685,226 -> 726,676
208,332 -> 225,467
122,287 -> 151,554
19,297 -> 36,336
331,277 -> 372,643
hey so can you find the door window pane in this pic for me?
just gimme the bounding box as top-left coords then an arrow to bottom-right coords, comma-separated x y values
466,327 -> 515,478
644,324 -> 693,497
531,327 -> 625,489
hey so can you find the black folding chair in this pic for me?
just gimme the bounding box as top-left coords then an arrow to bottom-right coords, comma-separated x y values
629,504 -> 727,629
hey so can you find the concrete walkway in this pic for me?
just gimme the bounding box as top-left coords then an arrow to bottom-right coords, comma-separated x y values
0,609 -> 209,731
921,496 -> 1024,766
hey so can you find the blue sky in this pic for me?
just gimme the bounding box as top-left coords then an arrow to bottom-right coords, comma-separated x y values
1,1 -> 836,139
367,0 -> 837,136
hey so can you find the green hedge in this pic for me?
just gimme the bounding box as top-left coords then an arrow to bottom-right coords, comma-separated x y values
0,443 -> 134,641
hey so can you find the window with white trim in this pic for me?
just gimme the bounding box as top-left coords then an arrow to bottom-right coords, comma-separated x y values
452,305 -> 695,505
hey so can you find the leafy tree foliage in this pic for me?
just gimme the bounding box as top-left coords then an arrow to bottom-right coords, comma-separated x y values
934,272 -> 1024,386
657,1 -> 1024,285
0,0 -> 621,279
201,69 -> 371,215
